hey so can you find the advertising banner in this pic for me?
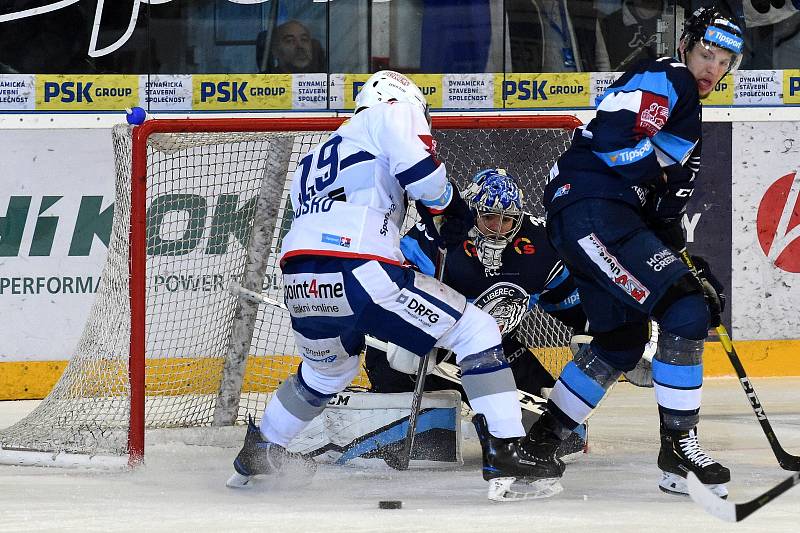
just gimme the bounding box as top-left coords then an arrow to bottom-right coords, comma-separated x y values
0,75 -> 35,111
0,129 -> 115,360
35,75 -> 138,111
685,123 -> 733,334
732,122 -> 800,339
498,73 -> 590,108
192,74 -> 292,110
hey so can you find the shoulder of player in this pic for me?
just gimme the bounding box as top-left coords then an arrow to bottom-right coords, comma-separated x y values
652,57 -> 697,91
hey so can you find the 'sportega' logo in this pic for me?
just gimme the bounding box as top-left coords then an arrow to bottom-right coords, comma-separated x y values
756,171 -> 800,273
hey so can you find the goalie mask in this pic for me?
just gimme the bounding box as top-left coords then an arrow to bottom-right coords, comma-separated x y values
354,70 -> 431,126
680,6 -> 744,73
463,168 -> 525,271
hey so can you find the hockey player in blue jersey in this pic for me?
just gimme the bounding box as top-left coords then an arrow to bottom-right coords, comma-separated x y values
228,71 -> 559,500
364,168 -> 590,457
515,6 -> 744,498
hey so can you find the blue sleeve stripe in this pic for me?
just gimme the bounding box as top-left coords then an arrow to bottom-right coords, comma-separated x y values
607,71 -> 678,112
399,236 -> 435,276
651,359 -> 703,389
539,289 -> 580,312
340,150 -> 375,170
396,155 -> 441,188
651,131 -> 695,166
559,361 -> 606,407
593,137 -> 653,167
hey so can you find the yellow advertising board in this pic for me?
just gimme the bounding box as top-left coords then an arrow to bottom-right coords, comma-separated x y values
784,70 -> 800,105
35,75 -> 138,111
497,73 -> 591,108
703,74 -> 734,106
192,74 -> 292,110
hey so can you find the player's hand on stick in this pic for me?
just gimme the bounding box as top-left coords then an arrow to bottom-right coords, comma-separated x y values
689,255 -> 726,328
649,217 -> 686,252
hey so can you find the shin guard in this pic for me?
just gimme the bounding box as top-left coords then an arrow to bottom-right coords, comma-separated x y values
548,344 -> 622,438
653,331 -> 704,430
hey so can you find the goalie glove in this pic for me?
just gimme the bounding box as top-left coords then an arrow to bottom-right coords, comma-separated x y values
416,181 -> 474,248
386,342 -> 437,375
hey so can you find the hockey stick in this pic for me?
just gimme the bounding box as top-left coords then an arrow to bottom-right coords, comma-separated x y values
715,324 -> 800,471
678,251 -> 800,471
397,248 -> 448,470
687,471 -> 800,522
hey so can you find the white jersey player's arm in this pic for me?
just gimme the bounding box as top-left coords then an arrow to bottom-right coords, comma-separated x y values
372,102 -> 452,212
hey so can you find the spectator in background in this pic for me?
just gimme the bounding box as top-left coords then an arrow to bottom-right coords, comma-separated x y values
596,0 -> 667,71
257,20 -> 326,74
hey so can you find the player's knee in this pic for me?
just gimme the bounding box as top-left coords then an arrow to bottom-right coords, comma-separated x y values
298,355 -> 361,395
653,274 -> 709,340
654,330 -> 704,366
591,322 -> 649,372
442,304 -> 502,362
459,344 -> 508,375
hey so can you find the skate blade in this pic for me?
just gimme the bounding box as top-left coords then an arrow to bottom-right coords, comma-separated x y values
226,471 -> 253,488
487,476 -> 563,502
659,472 -> 728,499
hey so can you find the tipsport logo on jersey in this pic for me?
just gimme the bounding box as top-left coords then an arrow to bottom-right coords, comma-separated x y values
36,75 -> 138,110
498,73 -> 590,108
193,75 -> 292,110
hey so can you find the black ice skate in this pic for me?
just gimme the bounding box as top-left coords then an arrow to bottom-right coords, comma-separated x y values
473,414 -> 564,501
226,416 -> 317,488
556,422 -> 588,464
658,426 -> 730,498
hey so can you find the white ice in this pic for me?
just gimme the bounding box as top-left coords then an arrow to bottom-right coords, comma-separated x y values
1,378 -> 798,533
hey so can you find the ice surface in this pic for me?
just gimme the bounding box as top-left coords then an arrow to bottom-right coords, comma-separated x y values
1,378 -> 798,533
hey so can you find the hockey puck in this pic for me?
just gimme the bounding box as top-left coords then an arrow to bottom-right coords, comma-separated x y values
378,500 -> 403,509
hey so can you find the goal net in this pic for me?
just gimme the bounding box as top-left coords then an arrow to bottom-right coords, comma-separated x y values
0,115 -> 579,467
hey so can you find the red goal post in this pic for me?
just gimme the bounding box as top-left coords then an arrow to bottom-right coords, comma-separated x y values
0,114 -> 581,468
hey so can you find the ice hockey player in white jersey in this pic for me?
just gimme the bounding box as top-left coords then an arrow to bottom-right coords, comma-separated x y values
228,71 -> 560,500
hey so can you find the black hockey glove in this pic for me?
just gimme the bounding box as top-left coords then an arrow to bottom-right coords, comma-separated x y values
649,217 -> 686,252
689,255 -> 726,328
416,183 -> 474,249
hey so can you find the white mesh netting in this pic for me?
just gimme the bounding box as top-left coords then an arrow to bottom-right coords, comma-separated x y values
0,118 -> 576,460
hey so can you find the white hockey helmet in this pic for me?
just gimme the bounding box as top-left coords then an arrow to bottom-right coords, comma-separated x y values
355,70 -> 430,124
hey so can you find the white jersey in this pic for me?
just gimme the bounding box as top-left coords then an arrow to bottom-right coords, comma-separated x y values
279,102 -> 450,266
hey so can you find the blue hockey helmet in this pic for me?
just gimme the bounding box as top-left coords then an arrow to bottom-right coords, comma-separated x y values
680,6 -> 744,72
463,168 -> 525,246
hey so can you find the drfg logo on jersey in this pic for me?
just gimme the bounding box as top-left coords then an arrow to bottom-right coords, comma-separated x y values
756,171 -> 800,273
579,233 -> 650,302
395,292 -> 440,326
283,273 -> 353,317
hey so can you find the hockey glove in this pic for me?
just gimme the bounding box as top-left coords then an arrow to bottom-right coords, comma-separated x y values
386,342 -> 436,375
649,217 -> 686,252
438,186 -> 474,248
690,255 -> 726,328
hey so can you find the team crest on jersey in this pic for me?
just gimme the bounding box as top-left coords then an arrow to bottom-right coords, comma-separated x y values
513,237 -> 536,255
473,282 -> 529,335
637,95 -> 669,137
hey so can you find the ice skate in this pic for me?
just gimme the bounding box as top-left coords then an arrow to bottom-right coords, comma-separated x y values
226,416 -> 317,488
473,414 -> 564,501
658,426 -> 729,498
556,422 -> 588,464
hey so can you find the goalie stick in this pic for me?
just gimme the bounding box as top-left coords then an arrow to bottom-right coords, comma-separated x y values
679,251 -> 800,471
687,471 -> 800,522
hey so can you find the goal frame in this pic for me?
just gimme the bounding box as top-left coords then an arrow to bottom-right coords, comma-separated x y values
99,114 -> 583,466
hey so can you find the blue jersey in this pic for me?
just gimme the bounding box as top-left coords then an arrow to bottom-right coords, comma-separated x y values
400,216 -> 585,337
544,56 -> 702,220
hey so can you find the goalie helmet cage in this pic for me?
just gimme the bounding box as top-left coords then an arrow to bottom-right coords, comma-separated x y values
0,114 -> 581,469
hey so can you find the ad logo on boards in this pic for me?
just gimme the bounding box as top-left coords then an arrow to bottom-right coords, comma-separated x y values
756,171 -> 800,273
